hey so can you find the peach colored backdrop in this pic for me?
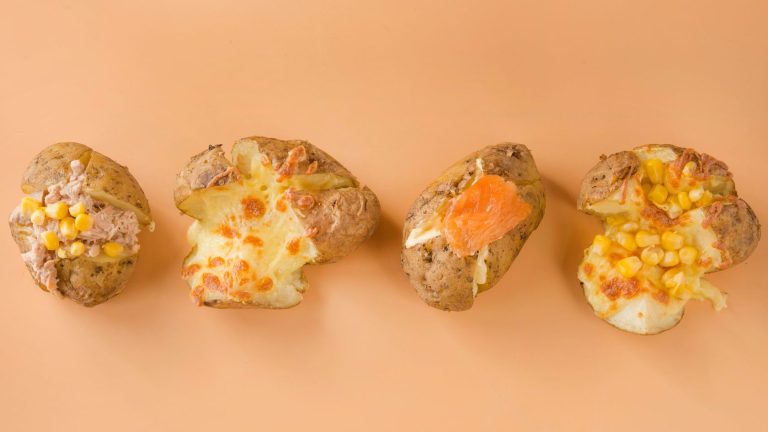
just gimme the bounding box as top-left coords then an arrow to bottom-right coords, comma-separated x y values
1,1 -> 767,431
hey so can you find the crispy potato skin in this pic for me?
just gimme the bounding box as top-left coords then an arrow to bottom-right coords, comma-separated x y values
401,143 -> 545,311
12,142 -> 151,306
288,186 -> 380,263
243,135 -> 355,182
576,151 -> 640,213
174,145 -> 241,207
707,199 -> 761,269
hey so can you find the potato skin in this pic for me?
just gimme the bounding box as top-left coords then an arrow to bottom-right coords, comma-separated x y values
12,142 -> 150,306
706,198 -> 761,269
576,151 -> 640,213
174,144 -> 241,207
401,143 -> 545,311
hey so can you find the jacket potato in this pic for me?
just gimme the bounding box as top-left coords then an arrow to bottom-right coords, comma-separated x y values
401,143 -> 546,311
9,142 -> 153,306
577,144 -> 760,334
174,136 -> 380,308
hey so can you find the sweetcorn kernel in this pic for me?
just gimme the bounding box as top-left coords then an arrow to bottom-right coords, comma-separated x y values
696,190 -> 714,207
641,246 -> 664,266
662,267 -> 685,291
44,202 -> 69,220
21,197 -> 42,216
648,184 -> 669,204
677,191 -> 692,210
635,230 -> 660,247
75,213 -> 94,231
69,241 -> 86,257
617,256 -> 643,278
592,235 -> 612,255
643,159 -> 665,184
661,250 -> 680,267
606,216 -> 626,226
102,242 -> 124,257
688,187 -> 704,202
41,231 -> 60,251
59,217 -> 78,240
679,246 -> 699,266
620,222 -> 639,233
56,248 -> 68,259
69,202 -> 86,217
616,232 -> 638,252
30,209 -> 46,226
661,231 -> 684,251
682,161 -> 697,177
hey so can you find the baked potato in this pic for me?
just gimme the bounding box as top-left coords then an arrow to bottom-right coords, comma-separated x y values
174,136 -> 380,308
577,144 -> 760,334
9,142 -> 153,306
401,143 -> 545,311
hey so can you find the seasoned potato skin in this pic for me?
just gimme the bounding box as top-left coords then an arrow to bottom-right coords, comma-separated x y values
401,143 -> 545,311
577,144 -> 760,271
174,135 -> 380,269
11,142 -> 151,306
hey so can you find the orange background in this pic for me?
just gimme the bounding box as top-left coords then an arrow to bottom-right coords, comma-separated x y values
1,1 -> 767,431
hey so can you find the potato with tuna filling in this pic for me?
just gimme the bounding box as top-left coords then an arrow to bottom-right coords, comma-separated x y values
174,136 -> 380,308
578,144 -> 760,334
401,143 -> 545,311
9,142 -> 153,306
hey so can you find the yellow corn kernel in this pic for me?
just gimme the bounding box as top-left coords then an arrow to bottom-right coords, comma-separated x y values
606,216 -> 626,226
75,213 -> 94,231
617,256 -> 643,278
679,246 -> 699,266
615,232 -> 638,252
696,190 -> 714,207
643,159 -> 665,184
635,230 -> 660,247
661,250 -> 680,267
41,231 -> 60,251
592,234 -> 612,255
661,231 -> 684,251
688,187 -> 704,202
641,181 -> 652,195
641,246 -> 664,266
69,202 -> 86,217
647,184 -> 669,205
44,202 -> 69,220
620,222 -> 639,233
21,197 -> 42,216
59,217 -> 78,240
56,248 -> 68,259
682,161 -> 697,177
677,191 -> 692,210
30,209 -> 46,226
103,242 -> 124,257
662,267 -> 685,291
69,241 -> 86,257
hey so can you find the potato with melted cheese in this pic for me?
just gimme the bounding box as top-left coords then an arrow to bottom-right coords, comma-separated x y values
9,142 -> 153,306
174,136 -> 380,308
578,144 -> 760,334
400,143 -> 545,311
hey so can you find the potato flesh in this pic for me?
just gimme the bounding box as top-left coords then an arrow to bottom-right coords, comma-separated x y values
579,148 -> 731,333
181,157 -> 318,308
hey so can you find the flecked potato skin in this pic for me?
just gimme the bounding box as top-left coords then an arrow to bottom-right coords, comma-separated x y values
9,222 -> 137,307
707,199 -> 761,269
576,151 -> 640,213
174,136 -> 380,265
11,142 -> 151,306
401,143 -> 546,311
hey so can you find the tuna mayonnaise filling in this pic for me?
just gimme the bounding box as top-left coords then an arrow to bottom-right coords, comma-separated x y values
10,160 -> 141,295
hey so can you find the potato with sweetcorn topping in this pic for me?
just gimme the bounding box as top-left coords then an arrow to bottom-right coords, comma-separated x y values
401,143 -> 545,311
175,136 -> 380,308
9,142 -> 153,306
578,144 -> 760,334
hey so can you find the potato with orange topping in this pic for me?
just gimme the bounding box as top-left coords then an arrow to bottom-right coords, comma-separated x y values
578,144 -> 760,334
400,143 -> 546,311
174,136 -> 380,308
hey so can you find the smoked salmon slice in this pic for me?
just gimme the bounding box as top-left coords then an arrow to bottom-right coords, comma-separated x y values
442,175 -> 531,257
